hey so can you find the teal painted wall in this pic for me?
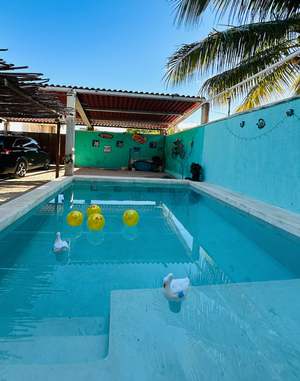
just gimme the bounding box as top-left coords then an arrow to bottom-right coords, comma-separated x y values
165,127 -> 205,179
166,96 -> 300,214
75,131 -> 165,168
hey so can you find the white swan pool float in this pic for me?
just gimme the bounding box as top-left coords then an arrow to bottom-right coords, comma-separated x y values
52,232 -> 69,254
162,273 -> 190,302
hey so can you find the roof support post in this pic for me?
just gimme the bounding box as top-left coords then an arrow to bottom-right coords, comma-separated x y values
56,118 -> 61,178
200,103 -> 209,125
4,121 -> 9,131
65,90 -> 76,176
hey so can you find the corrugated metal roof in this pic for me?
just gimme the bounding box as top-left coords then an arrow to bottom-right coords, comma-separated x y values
45,84 -> 202,99
41,85 -> 204,131
5,85 -> 204,131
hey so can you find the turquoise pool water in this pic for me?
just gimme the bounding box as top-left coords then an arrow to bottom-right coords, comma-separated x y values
0,181 -> 300,379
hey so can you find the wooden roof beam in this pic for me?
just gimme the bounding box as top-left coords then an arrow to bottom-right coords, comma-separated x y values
85,107 -> 183,116
76,94 -> 93,131
0,76 -> 60,116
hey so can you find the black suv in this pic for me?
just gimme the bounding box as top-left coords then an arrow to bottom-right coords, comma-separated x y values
0,131 -> 51,178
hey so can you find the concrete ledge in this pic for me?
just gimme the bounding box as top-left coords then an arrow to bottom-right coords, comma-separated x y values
0,176 -> 72,233
73,175 -> 188,185
190,181 -> 300,238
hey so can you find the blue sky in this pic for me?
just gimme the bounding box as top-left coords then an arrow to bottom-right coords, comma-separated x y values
2,0 -> 228,125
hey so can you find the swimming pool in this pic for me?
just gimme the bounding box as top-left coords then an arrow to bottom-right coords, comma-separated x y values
1,179 -> 300,380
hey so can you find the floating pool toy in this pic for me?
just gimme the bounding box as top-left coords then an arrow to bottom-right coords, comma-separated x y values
87,213 -> 105,231
163,272 -> 189,301
123,209 -> 139,227
67,211 -> 83,227
162,273 -> 190,313
52,232 -> 69,254
87,204 -> 101,217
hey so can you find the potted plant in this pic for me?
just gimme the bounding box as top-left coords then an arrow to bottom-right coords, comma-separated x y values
190,162 -> 202,181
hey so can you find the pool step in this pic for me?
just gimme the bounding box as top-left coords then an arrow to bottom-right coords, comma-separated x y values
0,316 -> 108,364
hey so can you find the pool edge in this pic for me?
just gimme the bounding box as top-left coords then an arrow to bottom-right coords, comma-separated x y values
0,176 -> 72,232
189,181 -> 300,239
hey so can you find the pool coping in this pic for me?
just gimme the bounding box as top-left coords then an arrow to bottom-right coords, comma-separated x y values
0,175 -> 299,239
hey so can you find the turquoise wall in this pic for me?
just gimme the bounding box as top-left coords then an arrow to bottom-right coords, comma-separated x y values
75,131 -> 165,168
165,127 -> 205,179
166,96 -> 300,214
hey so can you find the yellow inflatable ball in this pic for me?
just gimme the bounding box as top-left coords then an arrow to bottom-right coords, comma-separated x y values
87,214 -> 105,231
123,209 -> 139,227
67,211 -> 84,227
87,204 -> 101,217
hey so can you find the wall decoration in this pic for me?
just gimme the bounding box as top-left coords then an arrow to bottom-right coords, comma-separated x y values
99,133 -> 114,139
257,119 -> 265,129
171,138 -> 185,158
92,140 -> 99,147
116,141 -> 123,148
133,147 -> 140,154
132,134 -> 147,144
150,142 -> 156,149
91,185 -> 98,191
104,146 -> 111,153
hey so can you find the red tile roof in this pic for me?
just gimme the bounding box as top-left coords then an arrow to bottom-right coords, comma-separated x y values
7,85 -> 205,131
44,85 -> 205,131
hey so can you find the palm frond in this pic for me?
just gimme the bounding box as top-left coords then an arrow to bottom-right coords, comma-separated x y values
234,74 -> 288,112
169,0 -> 300,27
200,43 -> 299,97
165,17 -> 300,87
204,61 -> 298,110
169,0 -> 210,27
291,71 -> 300,94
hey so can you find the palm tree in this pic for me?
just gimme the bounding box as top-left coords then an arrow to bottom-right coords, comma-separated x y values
165,0 -> 300,111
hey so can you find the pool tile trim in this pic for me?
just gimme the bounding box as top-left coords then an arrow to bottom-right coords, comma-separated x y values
0,175 -> 299,239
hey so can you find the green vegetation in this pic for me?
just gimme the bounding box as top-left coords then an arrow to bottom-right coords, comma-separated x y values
126,128 -> 160,134
165,0 -> 300,111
